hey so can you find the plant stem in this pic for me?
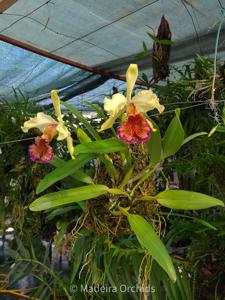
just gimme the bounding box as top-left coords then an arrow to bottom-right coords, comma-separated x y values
130,167 -> 156,196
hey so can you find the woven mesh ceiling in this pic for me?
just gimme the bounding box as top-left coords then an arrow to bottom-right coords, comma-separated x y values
0,40 -> 125,108
0,0 -> 224,106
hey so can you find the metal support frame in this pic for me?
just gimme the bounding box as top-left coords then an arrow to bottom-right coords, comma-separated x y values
0,0 -> 17,13
0,34 -> 128,82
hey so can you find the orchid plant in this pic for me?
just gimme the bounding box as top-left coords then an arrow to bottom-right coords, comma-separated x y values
22,64 -> 224,284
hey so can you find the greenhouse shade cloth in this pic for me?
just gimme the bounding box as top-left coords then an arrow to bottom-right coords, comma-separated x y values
0,0 -> 224,106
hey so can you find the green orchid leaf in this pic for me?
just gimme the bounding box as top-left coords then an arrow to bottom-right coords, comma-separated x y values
195,218 -> 217,230
135,51 -> 148,60
216,126 -> 225,133
119,166 -> 134,189
143,41 -> 148,52
208,125 -> 219,137
55,222 -> 69,250
61,100 -> 101,140
128,214 -> 176,283
141,73 -> 149,84
46,206 -> 79,221
51,156 -> 94,185
145,118 -> 162,165
147,32 -> 174,45
70,233 -> 86,283
30,185 -> 109,211
74,138 -> 127,154
100,154 -> 119,180
76,128 -> 92,143
36,153 -> 95,194
162,109 -> 185,159
181,132 -> 207,146
155,190 -> 224,210
147,32 -> 160,42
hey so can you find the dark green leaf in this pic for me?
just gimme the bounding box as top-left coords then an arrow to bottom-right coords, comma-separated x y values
146,32 -> 174,45
143,41 -> 148,52
46,206 -> 79,221
147,32 -> 158,42
142,73 -> 149,84
100,154 -> 119,180
162,109 -> 185,159
145,118 -> 162,165
135,51 -> 148,60
51,156 -> 94,185
70,234 -> 86,283
195,218 -> 217,230
37,153 -> 95,194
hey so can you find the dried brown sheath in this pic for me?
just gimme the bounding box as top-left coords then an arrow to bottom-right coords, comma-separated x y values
152,16 -> 172,82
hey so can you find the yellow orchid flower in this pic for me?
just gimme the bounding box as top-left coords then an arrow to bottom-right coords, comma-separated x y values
22,90 -> 74,159
98,64 -> 164,132
50,90 -> 74,159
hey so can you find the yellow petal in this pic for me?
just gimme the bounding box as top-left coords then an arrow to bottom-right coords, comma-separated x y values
51,90 -> 72,142
51,90 -> 63,121
132,90 -> 165,113
104,93 -> 127,117
21,112 -> 57,133
66,135 -> 75,159
56,123 -> 70,140
99,93 -> 127,131
126,64 -> 138,102
98,115 -> 117,132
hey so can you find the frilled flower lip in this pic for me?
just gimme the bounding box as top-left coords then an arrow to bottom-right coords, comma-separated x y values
117,123 -> 152,143
98,64 -> 164,132
117,103 -> 153,144
29,137 -> 54,164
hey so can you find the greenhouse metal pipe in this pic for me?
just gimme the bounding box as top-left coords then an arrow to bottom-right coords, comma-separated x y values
0,33 -> 132,82
0,0 -> 17,13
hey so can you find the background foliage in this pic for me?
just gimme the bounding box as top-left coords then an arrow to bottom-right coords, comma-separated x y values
0,56 -> 225,299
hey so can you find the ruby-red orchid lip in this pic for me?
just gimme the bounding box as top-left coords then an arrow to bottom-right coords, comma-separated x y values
29,137 -> 54,164
117,103 -> 153,144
